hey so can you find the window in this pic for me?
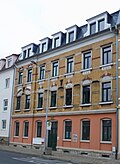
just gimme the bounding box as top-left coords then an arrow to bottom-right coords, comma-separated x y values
28,48 -> 31,57
66,88 -> 72,106
16,96 -> 21,110
68,31 -> 74,43
36,121 -> 42,137
82,85 -> 90,104
8,58 -> 12,67
39,65 -> 45,80
50,91 -> 57,107
81,120 -> 90,140
64,120 -> 72,139
2,120 -> 6,129
23,121 -> 29,137
3,99 -> 8,111
18,72 -> 23,84
25,95 -> 30,109
67,57 -> 73,73
27,69 -> 32,82
90,22 -> 96,35
102,82 -> 111,102
14,121 -> 19,136
102,45 -> 112,65
83,51 -> 91,70
102,119 -> 111,141
98,19 -> 105,32
42,43 -> 46,52
5,78 -> 10,88
38,93 -> 43,108
54,37 -> 59,48
23,50 -> 27,59
52,61 -> 58,77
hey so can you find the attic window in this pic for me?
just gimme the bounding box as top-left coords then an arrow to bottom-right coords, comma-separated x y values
23,50 -> 27,59
98,19 -> 105,32
42,43 -> 46,52
54,37 -> 59,48
28,48 -> 31,57
8,58 -> 12,67
90,22 -> 96,35
68,31 -> 74,43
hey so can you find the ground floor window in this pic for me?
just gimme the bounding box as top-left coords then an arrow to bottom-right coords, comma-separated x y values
81,120 -> 90,141
36,121 -> 42,137
23,121 -> 29,137
102,119 -> 111,141
15,121 -> 19,136
64,120 -> 72,139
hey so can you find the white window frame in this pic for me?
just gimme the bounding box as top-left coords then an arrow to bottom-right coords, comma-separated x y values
2,120 -> 6,130
81,50 -> 92,71
99,76 -> 112,104
100,118 -> 112,143
36,121 -> 42,138
66,56 -> 74,74
3,99 -> 8,111
23,121 -> 29,138
39,64 -> 45,80
5,78 -> 10,88
66,25 -> 77,44
63,120 -> 72,140
51,60 -> 59,77
14,121 -> 20,137
100,44 -> 112,67
80,119 -> 90,142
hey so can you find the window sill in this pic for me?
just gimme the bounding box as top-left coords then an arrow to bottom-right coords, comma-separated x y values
80,103 -> 91,107
80,68 -> 92,73
63,139 -> 71,142
16,84 -> 23,87
37,79 -> 45,83
36,108 -> 43,110
50,76 -> 59,80
64,72 -> 74,77
99,101 -> 113,105
100,141 -> 112,144
25,82 -> 32,85
14,136 -> 19,138
24,108 -> 30,111
99,63 -> 113,70
15,109 -> 21,112
63,105 -> 73,108
49,106 -> 57,110
80,140 -> 90,143
23,137 -> 28,139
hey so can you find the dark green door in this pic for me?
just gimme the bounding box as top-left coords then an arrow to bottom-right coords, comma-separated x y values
48,121 -> 58,151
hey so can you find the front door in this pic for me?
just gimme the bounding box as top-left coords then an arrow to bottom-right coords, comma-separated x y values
48,121 -> 58,151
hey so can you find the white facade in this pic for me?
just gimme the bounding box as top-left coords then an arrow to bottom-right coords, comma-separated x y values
0,55 -> 18,139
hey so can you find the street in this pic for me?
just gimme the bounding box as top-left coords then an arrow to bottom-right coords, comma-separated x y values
0,150 -> 72,164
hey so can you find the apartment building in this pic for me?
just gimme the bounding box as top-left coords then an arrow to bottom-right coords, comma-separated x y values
0,54 -> 18,143
11,10 -> 120,157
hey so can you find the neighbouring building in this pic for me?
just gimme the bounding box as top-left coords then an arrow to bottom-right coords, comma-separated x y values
11,10 -> 120,158
0,54 -> 18,143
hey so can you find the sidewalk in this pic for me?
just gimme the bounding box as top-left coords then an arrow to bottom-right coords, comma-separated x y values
0,144 -> 120,164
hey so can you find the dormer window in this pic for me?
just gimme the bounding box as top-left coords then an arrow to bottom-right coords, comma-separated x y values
90,22 -> 96,35
23,50 -> 27,59
7,58 -> 12,67
28,48 -> 31,57
66,25 -> 78,44
68,31 -> 74,43
98,19 -> 105,32
54,37 -> 59,48
42,42 -> 46,52
85,12 -> 111,37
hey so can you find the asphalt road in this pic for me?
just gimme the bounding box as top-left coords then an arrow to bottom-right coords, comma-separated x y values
0,150 -> 73,164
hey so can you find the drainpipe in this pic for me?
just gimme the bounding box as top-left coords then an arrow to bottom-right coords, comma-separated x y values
115,25 -> 119,160
8,64 -> 17,145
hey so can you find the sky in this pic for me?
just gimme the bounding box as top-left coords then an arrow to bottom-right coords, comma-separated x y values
0,0 -> 119,59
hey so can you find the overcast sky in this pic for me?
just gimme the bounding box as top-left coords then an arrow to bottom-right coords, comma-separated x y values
0,0 -> 119,58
